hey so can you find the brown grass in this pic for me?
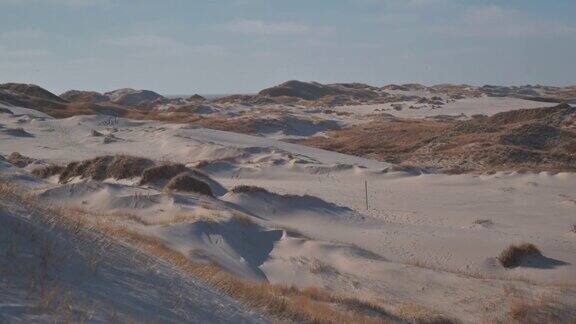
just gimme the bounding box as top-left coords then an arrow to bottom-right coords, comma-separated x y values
0,181 -> 404,323
85,225 -> 394,323
472,219 -> 493,226
139,163 -> 188,185
7,152 -> 35,167
3,127 -> 34,137
498,243 -> 542,268
393,303 -> 457,324
300,106 -> 576,173
164,172 -> 213,196
302,119 -> 451,163
31,164 -> 65,179
231,213 -> 255,226
230,185 -> 270,194
507,296 -> 576,323
309,259 -> 339,275
106,155 -> 154,180
59,155 -> 153,183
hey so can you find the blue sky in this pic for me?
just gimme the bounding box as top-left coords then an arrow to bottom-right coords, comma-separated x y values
0,0 -> 575,94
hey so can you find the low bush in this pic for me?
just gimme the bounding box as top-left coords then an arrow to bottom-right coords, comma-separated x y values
139,163 -> 187,185
498,243 -> 541,268
164,172 -> 213,196
230,185 -> 269,194
31,164 -> 65,178
59,155 -> 153,183
7,152 -> 35,167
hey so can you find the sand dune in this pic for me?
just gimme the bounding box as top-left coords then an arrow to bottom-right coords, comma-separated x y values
2,99 -> 576,322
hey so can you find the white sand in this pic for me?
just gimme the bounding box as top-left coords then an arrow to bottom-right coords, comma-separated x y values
0,159 -> 266,323
335,97 -> 558,118
1,103 -> 575,322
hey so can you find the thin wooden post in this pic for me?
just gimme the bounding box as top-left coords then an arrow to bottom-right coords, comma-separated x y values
364,180 -> 368,210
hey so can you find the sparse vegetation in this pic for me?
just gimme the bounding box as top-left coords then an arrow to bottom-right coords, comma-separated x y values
498,243 -> 542,268
90,129 -> 103,137
506,296 -> 576,323
164,172 -> 213,196
231,213 -> 255,226
393,303 -> 457,324
302,104 -> 576,173
139,163 -> 187,185
473,219 -> 494,227
31,164 -> 65,178
3,127 -> 34,137
7,152 -> 35,167
0,181 -> 403,324
106,155 -> 153,179
0,106 -> 13,114
59,155 -> 153,183
309,259 -> 339,275
231,185 -> 270,194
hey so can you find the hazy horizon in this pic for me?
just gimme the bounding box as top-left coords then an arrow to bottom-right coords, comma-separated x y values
1,0 -> 575,94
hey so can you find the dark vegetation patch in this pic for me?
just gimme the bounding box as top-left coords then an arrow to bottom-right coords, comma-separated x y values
2,127 -> 34,137
164,172 -> 213,196
0,107 -> 13,114
139,163 -> 188,185
90,129 -> 104,137
59,155 -> 153,183
498,243 -> 542,268
34,154 -> 220,197
31,164 -> 65,179
7,152 -> 35,167
231,185 -> 270,194
302,104 -> 576,173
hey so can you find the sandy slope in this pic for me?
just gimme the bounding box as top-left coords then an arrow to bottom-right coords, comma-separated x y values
335,96 -> 559,118
1,104 -> 575,322
0,161 -> 265,323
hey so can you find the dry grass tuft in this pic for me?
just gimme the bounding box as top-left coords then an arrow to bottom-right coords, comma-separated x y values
231,213 -> 255,226
59,155 -> 153,183
498,243 -> 542,268
309,259 -> 339,275
393,303 -> 457,324
31,164 -> 65,179
102,226 -> 390,323
507,296 -> 576,323
7,152 -> 35,167
301,105 -> 576,173
3,127 -> 34,137
0,106 -> 13,114
59,156 -> 110,183
231,185 -> 270,194
139,163 -> 188,185
0,180 -> 400,324
164,172 -> 213,196
472,219 -> 493,227
90,129 -> 103,137
106,155 -> 154,180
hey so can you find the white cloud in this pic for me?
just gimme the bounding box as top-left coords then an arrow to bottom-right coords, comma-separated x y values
0,45 -> 52,59
224,19 -> 333,36
101,35 -> 227,57
194,44 -> 226,56
0,0 -> 109,5
377,13 -> 420,25
463,5 -> 507,23
102,35 -> 185,49
365,0 -> 449,8
226,19 -> 309,35
1,28 -> 49,40
431,5 -> 576,38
